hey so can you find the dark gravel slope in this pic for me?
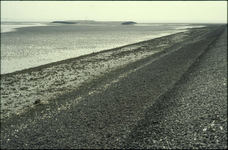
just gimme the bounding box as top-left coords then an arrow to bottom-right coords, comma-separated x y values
124,26 -> 227,149
1,25 -> 226,149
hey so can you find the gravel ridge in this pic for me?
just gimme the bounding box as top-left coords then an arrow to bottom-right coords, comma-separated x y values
1,25 -> 226,149
123,26 -> 227,149
1,27 -> 193,120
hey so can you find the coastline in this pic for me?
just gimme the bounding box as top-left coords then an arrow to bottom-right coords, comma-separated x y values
1,23 -> 208,75
1,25 -> 226,149
0,25 -> 217,120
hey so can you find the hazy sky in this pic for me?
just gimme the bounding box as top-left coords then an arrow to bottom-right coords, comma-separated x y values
1,1 -> 227,23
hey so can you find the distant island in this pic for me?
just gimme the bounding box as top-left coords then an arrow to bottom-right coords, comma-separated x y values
51,20 -> 102,25
121,21 -> 137,25
51,21 -> 77,24
50,20 -> 137,25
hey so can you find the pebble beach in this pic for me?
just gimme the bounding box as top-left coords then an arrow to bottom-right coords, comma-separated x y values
0,27 -> 193,120
1,24 -> 227,149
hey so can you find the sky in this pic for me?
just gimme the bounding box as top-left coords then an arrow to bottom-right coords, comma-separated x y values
1,1 -> 227,23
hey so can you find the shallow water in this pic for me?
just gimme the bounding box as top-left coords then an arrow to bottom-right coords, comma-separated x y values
1,22 -> 48,33
1,22 -> 204,74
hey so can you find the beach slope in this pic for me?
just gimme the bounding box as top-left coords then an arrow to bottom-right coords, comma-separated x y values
1,24 -> 227,149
